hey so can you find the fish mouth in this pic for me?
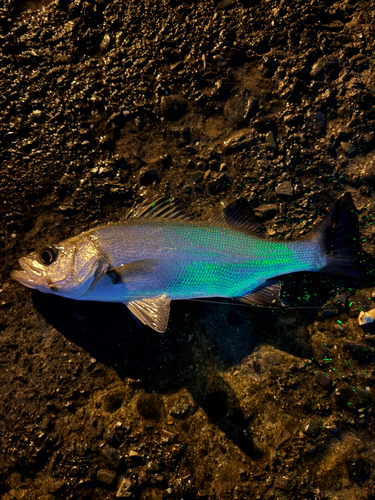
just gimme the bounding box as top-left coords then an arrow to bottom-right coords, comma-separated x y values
10,269 -> 37,288
10,257 -> 45,289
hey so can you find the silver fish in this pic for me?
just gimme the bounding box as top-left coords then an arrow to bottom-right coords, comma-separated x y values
11,194 -> 365,332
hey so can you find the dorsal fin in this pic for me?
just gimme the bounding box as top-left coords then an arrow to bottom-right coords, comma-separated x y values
208,198 -> 266,236
126,196 -> 194,221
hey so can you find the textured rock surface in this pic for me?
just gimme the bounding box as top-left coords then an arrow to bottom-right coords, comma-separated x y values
1,0 -> 375,499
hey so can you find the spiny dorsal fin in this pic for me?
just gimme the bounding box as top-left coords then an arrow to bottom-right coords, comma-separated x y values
107,259 -> 159,284
125,294 -> 171,333
238,280 -> 282,307
126,196 -> 194,221
208,198 -> 266,236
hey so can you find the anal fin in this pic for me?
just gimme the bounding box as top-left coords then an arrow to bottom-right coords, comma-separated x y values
238,280 -> 283,307
125,293 -> 171,333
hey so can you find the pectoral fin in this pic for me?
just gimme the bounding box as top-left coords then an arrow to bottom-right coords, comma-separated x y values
125,293 -> 171,332
238,280 -> 283,307
107,259 -> 159,284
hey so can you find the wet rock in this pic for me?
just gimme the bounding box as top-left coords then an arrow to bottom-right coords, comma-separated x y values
139,168 -> 160,186
243,97 -> 259,122
275,181 -> 293,197
311,55 -> 340,80
335,386 -> 372,412
100,34 -> 112,52
207,173 -> 230,194
48,479 -> 66,494
212,54 -> 227,67
276,428 -> 291,449
340,141 -> 357,158
264,352 -> 282,366
315,372 -> 331,389
302,417 -> 323,438
101,446 -> 122,469
343,341 -> 375,364
346,457 -> 371,483
97,469 -> 116,486
223,130 -> 255,154
310,111 -> 326,134
265,131 -> 277,151
170,397 -> 191,419
311,341 -> 328,365
160,95 -> 187,120
362,156 -> 375,183
255,204 -> 278,219
136,392 -> 164,421
116,478 -> 132,498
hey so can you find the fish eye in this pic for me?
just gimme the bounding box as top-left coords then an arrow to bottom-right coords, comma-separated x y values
38,246 -> 58,266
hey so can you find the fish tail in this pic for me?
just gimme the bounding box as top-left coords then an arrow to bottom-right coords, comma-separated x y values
307,193 -> 369,281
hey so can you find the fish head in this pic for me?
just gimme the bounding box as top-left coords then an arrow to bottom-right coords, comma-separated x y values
11,234 -> 109,298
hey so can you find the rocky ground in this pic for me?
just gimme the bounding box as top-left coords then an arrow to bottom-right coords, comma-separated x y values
1,0 -> 375,498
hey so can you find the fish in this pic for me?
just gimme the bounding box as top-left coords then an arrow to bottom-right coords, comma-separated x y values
11,193 -> 367,333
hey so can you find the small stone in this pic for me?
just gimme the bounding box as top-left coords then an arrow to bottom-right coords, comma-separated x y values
206,173 -> 230,194
160,95 -> 187,120
170,398 -> 190,419
311,341 -> 328,364
315,372 -> 331,389
244,97 -> 259,121
340,141 -> 357,158
212,54 -> 227,67
100,34 -> 112,52
70,466 -> 80,477
275,181 -> 293,196
346,457 -> 371,483
223,130 -> 255,154
48,479 -> 66,494
311,55 -> 340,80
254,204 -> 278,219
310,111 -> 326,134
276,428 -> 291,449
116,478 -> 132,498
101,447 -> 122,469
343,341 -> 375,364
362,156 -> 375,182
97,469 -> 116,486
139,168 -> 160,186
136,392 -> 164,421
265,131 -> 277,150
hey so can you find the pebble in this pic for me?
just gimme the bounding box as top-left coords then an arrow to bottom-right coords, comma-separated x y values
206,173 -> 230,194
362,156 -> 375,182
116,478 -> 132,498
315,372 -> 331,389
310,111 -> 326,134
136,392 -> 164,421
311,55 -> 340,80
243,97 -> 259,121
340,141 -> 357,157
212,54 -> 227,67
265,131 -> 277,150
311,341 -> 328,364
223,130 -> 255,154
160,95 -> 187,120
97,469 -> 116,486
139,168 -> 160,186
101,446 -> 122,469
275,181 -> 293,196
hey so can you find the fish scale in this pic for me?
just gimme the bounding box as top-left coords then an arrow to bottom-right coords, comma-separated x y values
90,220 -> 322,301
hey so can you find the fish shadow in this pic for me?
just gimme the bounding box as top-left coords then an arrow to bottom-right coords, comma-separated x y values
31,272 -> 350,457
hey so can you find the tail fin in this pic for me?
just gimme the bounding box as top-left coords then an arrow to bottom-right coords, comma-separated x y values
307,193 -> 369,281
